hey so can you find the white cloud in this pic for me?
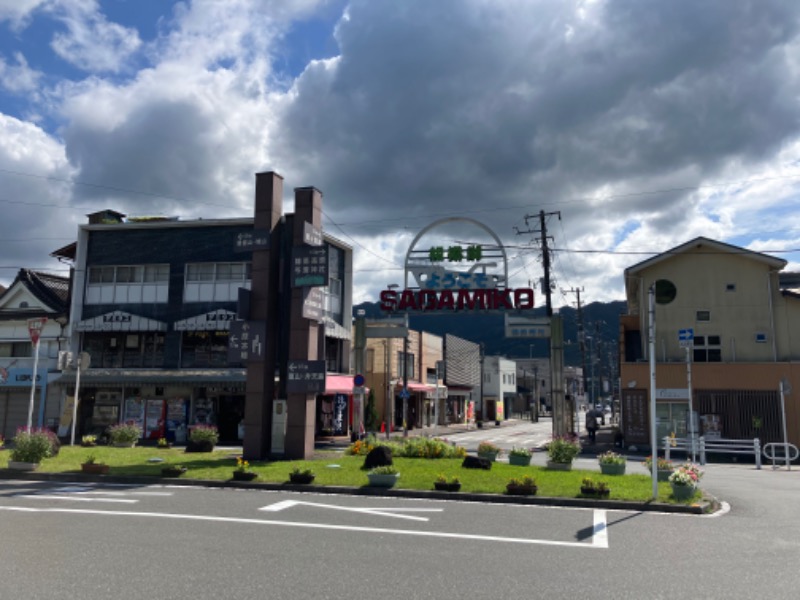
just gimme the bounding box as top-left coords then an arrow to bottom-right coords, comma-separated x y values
0,52 -> 43,93
0,0 -> 48,30
48,0 -> 142,72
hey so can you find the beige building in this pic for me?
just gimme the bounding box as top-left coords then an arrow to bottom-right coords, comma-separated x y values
620,237 -> 800,450
364,329 -> 445,431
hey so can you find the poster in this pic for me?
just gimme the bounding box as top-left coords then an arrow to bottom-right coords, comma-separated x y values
165,398 -> 187,442
123,397 -> 145,431
333,394 -> 347,435
145,399 -> 164,439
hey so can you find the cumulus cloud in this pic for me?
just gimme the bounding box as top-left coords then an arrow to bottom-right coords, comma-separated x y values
47,0 -> 142,72
273,0 -> 800,302
2,0 -> 800,304
0,0 -> 48,30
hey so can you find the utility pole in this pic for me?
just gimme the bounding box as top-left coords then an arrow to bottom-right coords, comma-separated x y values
564,287 -> 587,409
515,209 -> 564,434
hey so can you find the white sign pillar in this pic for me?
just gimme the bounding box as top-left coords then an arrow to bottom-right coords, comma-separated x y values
26,318 -> 47,430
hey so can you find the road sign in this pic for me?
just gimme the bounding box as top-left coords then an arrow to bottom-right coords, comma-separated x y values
678,328 -> 694,348
286,360 -> 327,394
302,287 -> 324,321
27,317 -> 47,345
303,221 -> 323,246
505,315 -> 550,339
353,373 -> 365,387
291,245 -> 329,288
400,387 -> 410,400
228,320 -> 267,363
234,229 -> 270,252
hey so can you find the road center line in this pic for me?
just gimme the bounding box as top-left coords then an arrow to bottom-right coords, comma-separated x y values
0,505 -> 608,549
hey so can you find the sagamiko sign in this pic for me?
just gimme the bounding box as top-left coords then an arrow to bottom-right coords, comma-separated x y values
380,217 -> 534,313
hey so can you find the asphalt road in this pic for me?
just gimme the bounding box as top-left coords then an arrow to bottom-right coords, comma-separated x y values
1,462 -> 799,600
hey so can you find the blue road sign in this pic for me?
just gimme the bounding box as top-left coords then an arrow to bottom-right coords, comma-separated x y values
353,373 -> 365,387
400,387 -> 410,400
679,328 -> 694,348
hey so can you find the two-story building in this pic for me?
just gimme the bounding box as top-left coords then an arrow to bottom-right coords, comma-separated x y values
0,269 -> 70,438
481,355 -> 516,422
364,329 -> 445,432
55,209 -> 353,444
620,237 -> 800,449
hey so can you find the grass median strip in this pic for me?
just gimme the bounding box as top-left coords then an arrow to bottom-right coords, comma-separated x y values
2,446 -> 696,504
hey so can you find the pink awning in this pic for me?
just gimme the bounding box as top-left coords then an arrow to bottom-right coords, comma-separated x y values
324,374 -> 368,395
405,381 -> 436,393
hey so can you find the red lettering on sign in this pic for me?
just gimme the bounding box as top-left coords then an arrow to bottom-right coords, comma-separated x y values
380,290 -> 398,311
437,290 -> 455,310
397,289 -> 419,311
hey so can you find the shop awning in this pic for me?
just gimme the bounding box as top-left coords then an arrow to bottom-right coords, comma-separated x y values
324,374 -> 365,395
55,368 -> 246,386
405,381 -> 436,393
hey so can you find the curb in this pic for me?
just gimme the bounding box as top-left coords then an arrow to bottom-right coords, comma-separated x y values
0,470 -> 717,515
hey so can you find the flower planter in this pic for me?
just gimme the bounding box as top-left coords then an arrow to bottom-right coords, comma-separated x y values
546,460 -> 572,471
599,462 -> 626,476
581,487 -> 611,498
289,473 -> 314,485
508,454 -> 532,466
434,481 -> 461,492
186,440 -> 215,453
81,463 -> 110,475
233,471 -> 257,482
113,442 -> 137,448
477,451 -> 499,462
161,466 -> 187,478
657,469 -> 672,482
7,461 -> 39,471
670,483 -> 697,501
506,483 -> 537,496
367,473 -> 400,488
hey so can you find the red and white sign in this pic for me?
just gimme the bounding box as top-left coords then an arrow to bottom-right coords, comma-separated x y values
27,317 -> 47,345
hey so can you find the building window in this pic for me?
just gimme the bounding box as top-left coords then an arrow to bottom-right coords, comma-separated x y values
180,331 -> 232,367
726,283 -> 736,292
184,262 -> 251,302
86,264 -> 169,304
0,342 -> 33,357
696,310 -> 711,322
83,333 -> 164,368
755,332 -> 767,343
397,351 -> 415,380
693,335 -> 721,363
366,348 -> 375,372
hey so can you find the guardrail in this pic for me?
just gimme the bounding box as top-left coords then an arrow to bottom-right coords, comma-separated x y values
762,442 -> 799,470
664,436 -> 762,469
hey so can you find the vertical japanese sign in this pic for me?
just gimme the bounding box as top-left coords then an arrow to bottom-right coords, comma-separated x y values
228,321 -> 267,363
291,245 -> 329,288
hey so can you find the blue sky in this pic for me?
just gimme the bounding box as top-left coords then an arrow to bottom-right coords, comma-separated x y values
1,0 -> 799,306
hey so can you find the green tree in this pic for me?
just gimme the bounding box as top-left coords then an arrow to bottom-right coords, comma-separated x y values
365,389 -> 379,431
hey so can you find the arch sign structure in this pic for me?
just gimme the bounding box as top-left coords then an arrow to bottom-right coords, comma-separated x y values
379,217 -> 534,313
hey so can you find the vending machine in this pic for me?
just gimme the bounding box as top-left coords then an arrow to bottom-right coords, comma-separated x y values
144,399 -> 165,440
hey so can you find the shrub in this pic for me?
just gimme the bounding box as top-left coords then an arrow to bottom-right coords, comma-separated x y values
11,427 -> 58,463
598,451 -> 625,465
189,424 -> 219,445
546,435 -> 581,464
399,437 -> 465,459
108,421 -> 142,445
477,441 -> 502,455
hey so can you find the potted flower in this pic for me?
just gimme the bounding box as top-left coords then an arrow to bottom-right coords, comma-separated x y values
232,457 -> 257,481
289,467 -> 315,485
545,435 -> 581,470
477,441 -> 502,462
434,473 -> 461,492
81,434 -> 97,448
508,446 -> 532,466
506,475 -> 537,496
186,425 -> 219,452
668,462 -> 703,501
157,437 -> 171,449
367,465 -> 400,488
81,454 -> 110,475
598,451 -> 626,475
108,421 -> 141,447
161,464 -> 188,478
580,477 -> 610,498
0,435 -> 4,450
643,456 -> 674,481
8,427 -> 58,470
